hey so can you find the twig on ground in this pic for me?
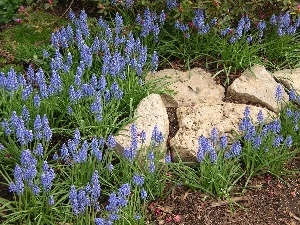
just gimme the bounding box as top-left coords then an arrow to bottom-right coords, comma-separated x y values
60,0 -> 75,19
208,196 -> 249,208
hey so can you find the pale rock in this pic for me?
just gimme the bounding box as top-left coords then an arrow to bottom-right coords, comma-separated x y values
273,68 -> 300,94
146,68 -> 225,107
170,102 -> 275,163
227,65 -> 289,113
114,94 -> 169,156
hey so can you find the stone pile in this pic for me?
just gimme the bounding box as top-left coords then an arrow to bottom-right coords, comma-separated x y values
114,65 -> 299,163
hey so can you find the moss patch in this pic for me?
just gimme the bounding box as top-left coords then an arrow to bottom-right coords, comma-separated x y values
0,10 -> 67,65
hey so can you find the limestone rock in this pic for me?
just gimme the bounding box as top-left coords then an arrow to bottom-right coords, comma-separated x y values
170,102 -> 275,163
273,68 -> 300,94
147,68 -> 225,107
114,94 -> 169,155
227,65 -> 288,113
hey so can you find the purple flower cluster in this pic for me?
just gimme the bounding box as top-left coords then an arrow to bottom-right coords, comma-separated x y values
136,8 -> 166,42
1,111 -> 52,146
165,0 -> 178,10
9,149 -> 55,197
34,114 -> 53,142
69,170 -> 101,215
148,151 -> 155,173
197,134 -> 217,163
0,68 -> 21,94
124,124 -> 138,162
219,12 -> 300,44
151,125 -> 164,147
60,129 -> 115,164
224,141 -> 242,159
40,161 -> 55,192
270,12 -> 300,36
192,9 -> 216,35
275,84 -> 283,102
110,0 -> 134,8
94,183 -> 131,223
174,20 -> 190,38
197,127 -> 242,163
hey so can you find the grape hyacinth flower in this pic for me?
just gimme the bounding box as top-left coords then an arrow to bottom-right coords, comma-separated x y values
174,20 -> 190,38
210,127 -> 218,145
40,161 -> 55,193
69,185 -> 80,215
285,135 -> 293,148
134,214 -> 141,220
34,143 -> 44,157
5,67 -> 19,93
98,75 -> 107,92
34,115 -> 43,141
74,140 -> 88,163
219,135 -> 227,150
141,188 -> 147,200
286,108 -> 293,118
140,130 -> 146,143
124,0 -> 134,8
33,93 -> 41,108
151,125 -> 164,147
2,119 -> 11,136
275,84 -> 283,102
209,150 -> 217,164
114,12 -> 123,35
270,14 -> 277,25
166,0 -> 178,10
95,218 -> 112,225
159,10 -> 166,26
151,51 -> 159,73
90,170 -> 101,204
110,81 -> 123,100
107,134 -> 116,149
20,149 -> 38,184
132,174 -> 144,186
43,49 -> 49,58
165,153 -> 171,163
48,195 -> 54,206
246,35 -> 253,43
9,164 -> 25,195
90,92 -> 103,121
257,21 -> 266,38
80,43 -> 93,68
22,85 -> 32,101
273,135 -> 284,147
252,135 -> 262,149
257,110 -> 264,124
22,105 -> 30,122
221,27 -> 231,36
91,137 -> 102,161
192,9 -> 211,34
149,160 -> 155,173
230,141 -> 242,156
118,183 -> 131,197
107,163 -> 114,172
74,66 -> 83,86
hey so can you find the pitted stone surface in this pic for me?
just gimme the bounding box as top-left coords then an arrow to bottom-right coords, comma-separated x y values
273,68 -> 300,94
227,65 -> 289,113
170,103 -> 275,162
114,66 -> 300,163
147,68 -> 225,107
114,94 -> 169,155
